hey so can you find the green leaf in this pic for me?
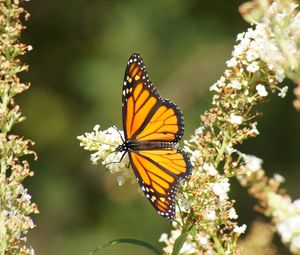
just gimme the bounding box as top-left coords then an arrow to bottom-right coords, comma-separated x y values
171,232 -> 190,255
88,238 -> 161,255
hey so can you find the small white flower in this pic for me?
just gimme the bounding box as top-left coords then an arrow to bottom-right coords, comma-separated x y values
233,224 -> 247,234
29,247 -> 35,255
225,249 -> 233,255
246,48 -> 259,62
275,68 -> 285,82
178,196 -> 193,212
236,32 -> 245,41
206,210 -> 217,221
212,178 -> 230,201
181,242 -> 197,254
273,173 -> 285,183
228,79 -> 241,90
229,113 -> 243,125
159,233 -> 168,243
226,57 -> 238,67
246,61 -> 260,73
277,222 -> 293,242
203,163 -> 218,176
190,149 -> 201,164
196,232 -> 210,246
242,154 -> 263,172
256,84 -> 268,97
278,86 -> 288,98
250,123 -> 260,135
233,37 -> 251,57
226,146 -> 237,154
194,127 -> 204,136
209,82 -> 220,92
229,207 -> 238,219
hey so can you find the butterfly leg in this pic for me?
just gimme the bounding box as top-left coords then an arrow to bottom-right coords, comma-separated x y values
103,151 -> 127,167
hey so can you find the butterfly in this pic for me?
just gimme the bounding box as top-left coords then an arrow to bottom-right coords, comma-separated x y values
116,53 -> 192,220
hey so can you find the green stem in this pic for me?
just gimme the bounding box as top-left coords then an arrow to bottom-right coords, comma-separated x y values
214,130 -> 230,169
210,231 -> 226,255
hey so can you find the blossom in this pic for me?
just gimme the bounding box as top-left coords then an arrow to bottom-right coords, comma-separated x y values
229,208 -> 238,219
278,86 -> 288,98
78,125 -> 133,185
250,123 -> 260,135
196,232 -> 210,246
242,154 -> 263,172
228,79 -> 242,90
229,113 -> 243,125
226,57 -> 238,67
273,173 -> 285,183
0,1 -> 38,254
159,233 -> 169,243
211,178 -> 230,201
203,163 -> 218,176
256,84 -> 268,97
233,224 -> 247,234
205,210 -> 217,221
246,61 -> 260,73
267,193 -> 300,253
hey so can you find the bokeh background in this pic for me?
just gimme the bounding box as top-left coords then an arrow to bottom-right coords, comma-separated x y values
16,0 -> 300,254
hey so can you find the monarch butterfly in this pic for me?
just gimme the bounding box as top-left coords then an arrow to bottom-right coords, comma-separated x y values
116,53 -> 192,219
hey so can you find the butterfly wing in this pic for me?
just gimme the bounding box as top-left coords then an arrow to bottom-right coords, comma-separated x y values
122,53 -> 184,142
121,53 -> 192,219
129,148 -> 192,219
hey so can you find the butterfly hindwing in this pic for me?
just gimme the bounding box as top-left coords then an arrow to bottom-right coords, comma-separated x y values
129,148 -> 192,219
122,53 -> 184,142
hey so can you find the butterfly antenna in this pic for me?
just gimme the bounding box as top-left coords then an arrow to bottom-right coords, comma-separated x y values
112,125 -> 125,142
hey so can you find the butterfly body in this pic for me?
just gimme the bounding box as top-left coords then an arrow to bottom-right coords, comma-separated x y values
119,53 -> 192,219
116,141 -> 176,152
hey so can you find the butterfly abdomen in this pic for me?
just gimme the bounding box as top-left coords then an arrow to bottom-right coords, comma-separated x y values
117,140 -> 176,152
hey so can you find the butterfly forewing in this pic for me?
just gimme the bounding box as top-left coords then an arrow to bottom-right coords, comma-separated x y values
122,53 -> 184,142
129,149 -> 192,219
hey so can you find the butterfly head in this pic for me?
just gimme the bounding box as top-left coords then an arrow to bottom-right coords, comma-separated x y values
116,141 -> 131,152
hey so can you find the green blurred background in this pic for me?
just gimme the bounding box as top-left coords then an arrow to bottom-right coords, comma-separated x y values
16,0 -> 300,254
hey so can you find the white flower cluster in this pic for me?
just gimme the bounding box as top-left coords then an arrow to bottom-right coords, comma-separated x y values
159,221 -> 212,255
77,125 -> 133,186
262,3 -> 299,81
212,2 -> 299,99
268,194 -> 300,254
